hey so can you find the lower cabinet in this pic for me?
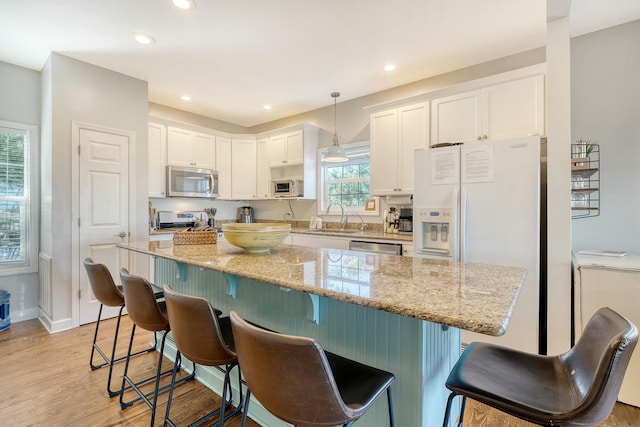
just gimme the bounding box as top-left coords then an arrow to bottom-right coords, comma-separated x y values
291,234 -> 350,249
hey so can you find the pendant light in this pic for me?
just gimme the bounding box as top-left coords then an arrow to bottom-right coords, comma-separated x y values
322,92 -> 348,163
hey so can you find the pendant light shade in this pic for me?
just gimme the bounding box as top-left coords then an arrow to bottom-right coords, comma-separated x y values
322,92 -> 348,163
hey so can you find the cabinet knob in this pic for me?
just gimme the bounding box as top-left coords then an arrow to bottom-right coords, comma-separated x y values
477,136 -> 483,141
483,135 -> 488,140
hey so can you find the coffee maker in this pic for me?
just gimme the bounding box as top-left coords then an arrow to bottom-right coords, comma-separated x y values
238,206 -> 255,223
398,207 -> 413,233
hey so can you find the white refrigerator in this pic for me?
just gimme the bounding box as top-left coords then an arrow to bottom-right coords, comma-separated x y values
573,251 -> 640,407
413,136 -> 540,353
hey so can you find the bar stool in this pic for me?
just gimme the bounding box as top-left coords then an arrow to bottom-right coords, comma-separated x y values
83,258 -> 159,397
163,284 -> 243,427
119,269 -> 195,427
442,307 -> 638,427
229,311 -> 395,427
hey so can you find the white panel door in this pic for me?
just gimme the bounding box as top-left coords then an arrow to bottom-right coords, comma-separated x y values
431,90 -> 482,145
483,75 -> 545,141
231,138 -> 256,199
167,126 -> 194,166
78,128 -> 130,325
216,136 -> 232,199
370,109 -> 398,195
398,102 -> 428,192
193,132 -> 215,169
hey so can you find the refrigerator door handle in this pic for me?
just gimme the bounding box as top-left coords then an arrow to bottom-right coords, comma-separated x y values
460,186 -> 467,263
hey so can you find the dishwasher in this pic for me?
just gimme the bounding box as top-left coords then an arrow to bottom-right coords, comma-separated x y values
349,240 -> 403,255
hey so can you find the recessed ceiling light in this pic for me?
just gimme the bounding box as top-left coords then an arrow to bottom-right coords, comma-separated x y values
263,105 -> 272,110
173,0 -> 196,9
134,33 -> 156,45
181,95 -> 191,101
384,64 -> 396,71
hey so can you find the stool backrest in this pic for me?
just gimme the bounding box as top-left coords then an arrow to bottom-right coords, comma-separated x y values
83,258 -> 124,307
119,269 -> 169,332
563,307 -> 638,425
163,284 -> 236,366
230,311 -> 352,426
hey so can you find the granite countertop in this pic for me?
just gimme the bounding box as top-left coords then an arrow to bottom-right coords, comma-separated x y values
119,240 -> 526,336
289,227 -> 413,242
151,226 -> 413,242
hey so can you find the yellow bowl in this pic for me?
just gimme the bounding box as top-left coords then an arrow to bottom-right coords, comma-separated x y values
222,223 -> 291,253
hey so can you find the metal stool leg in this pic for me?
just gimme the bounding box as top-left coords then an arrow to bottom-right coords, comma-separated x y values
90,304 -> 158,397
241,389 -> 252,427
164,362 -> 242,427
387,386 -> 395,427
120,328 -> 195,426
443,391 -> 465,427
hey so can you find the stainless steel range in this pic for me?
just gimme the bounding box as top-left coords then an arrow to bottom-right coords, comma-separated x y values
157,211 -> 208,230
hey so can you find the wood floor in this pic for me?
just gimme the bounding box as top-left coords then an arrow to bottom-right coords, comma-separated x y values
1,317 -> 639,427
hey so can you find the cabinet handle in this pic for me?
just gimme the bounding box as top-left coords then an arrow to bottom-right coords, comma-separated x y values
477,136 -> 482,141
483,135 -> 488,140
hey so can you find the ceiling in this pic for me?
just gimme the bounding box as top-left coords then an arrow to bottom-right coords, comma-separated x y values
2,1 -> 639,128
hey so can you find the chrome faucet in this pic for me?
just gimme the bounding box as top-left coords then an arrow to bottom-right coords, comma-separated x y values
352,212 -> 367,232
325,202 -> 348,229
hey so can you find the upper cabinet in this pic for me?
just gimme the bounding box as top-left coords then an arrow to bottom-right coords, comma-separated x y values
167,126 -> 215,169
264,125 -> 318,199
256,137 -> 271,200
231,136 -> 257,200
370,102 -> 429,195
148,122 -> 167,198
268,130 -> 304,166
215,136 -> 232,199
431,74 -> 545,145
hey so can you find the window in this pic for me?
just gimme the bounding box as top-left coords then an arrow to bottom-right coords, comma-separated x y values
319,142 -> 376,214
0,121 -> 38,275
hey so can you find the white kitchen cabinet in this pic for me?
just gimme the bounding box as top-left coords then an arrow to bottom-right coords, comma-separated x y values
215,136 -> 232,199
291,233 -> 350,250
370,102 -> 429,196
264,124 -> 318,199
167,126 -> 215,169
256,137 -> 271,199
431,74 -> 544,145
402,243 -> 414,257
148,122 -> 167,198
268,130 -> 303,167
231,136 -> 257,200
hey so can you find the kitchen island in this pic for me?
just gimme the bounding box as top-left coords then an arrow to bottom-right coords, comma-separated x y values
119,239 -> 526,427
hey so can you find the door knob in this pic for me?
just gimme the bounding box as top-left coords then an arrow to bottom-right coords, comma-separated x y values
114,231 -> 127,238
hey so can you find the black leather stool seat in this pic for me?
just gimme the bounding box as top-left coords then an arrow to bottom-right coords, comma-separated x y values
446,342 -> 578,422
230,310 -> 395,427
443,307 -> 638,427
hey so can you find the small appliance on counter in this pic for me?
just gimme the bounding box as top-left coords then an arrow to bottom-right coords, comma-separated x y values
383,207 -> 399,233
238,206 -> 255,223
398,207 -> 413,233
272,178 -> 303,198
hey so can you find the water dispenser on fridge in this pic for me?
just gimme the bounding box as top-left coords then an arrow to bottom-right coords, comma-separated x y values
415,207 -> 457,260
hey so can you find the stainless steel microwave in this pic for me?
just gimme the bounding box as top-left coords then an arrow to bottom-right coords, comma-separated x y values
272,178 -> 303,197
166,165 -> 218,198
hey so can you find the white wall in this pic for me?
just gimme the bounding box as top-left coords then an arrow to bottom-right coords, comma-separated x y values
571,20 -> 640,253
0,61 -> 41,322
40,53 -> 149,332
